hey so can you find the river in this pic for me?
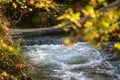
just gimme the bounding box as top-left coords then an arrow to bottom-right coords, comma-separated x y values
22,36 -> 120,80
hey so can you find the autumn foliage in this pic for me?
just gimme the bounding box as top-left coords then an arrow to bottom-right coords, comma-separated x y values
0,0 -> 120,79
58,0 -> 120,51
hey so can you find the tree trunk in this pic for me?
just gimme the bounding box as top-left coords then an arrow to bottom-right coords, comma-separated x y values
10,26 -> 65,39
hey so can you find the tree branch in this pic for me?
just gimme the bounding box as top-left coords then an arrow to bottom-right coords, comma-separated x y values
10,0 -> 120,39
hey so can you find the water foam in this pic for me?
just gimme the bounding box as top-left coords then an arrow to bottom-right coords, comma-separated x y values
22,42 -> 119,80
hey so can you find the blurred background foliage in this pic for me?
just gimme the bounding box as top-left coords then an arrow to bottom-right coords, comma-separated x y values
0,8 -> 29,79
57,0 -> 120,52
0,0 -> 65,28
0,39 -> 28,80
0,0 -> 115,28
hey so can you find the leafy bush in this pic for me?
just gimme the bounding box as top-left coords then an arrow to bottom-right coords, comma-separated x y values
0,38 -> 29,79
0,9 -> 28,79
58,0 -> 120,53
0,0 -> 65,28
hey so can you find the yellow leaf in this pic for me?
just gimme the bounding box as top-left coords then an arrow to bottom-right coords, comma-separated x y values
8,46 -> 13,51
91,13 -> 96,18
119,34 -> 120,38
84,21 -> 93,27
0,39 -> 3,43
29,0 -> 34,5
46,0 -> 52,4
29,8 -> 33,11
2,43 -> 7,48
72,25 -> 78,30
98,0 -> 105,3
10,0 -> 12,2
102,22 -> 109,28
82,9 -> 89,16
13,2 -> 17,8
63,27 -> 69,32
1,71 -> 7,76
64,39 -> 71,45
58,24 -> 63,28
57,15 -> 65,20
109,27 -> 115,33
35,2 -> 44,8
108,10 -> 113,20
66,15 -> 71,19
114,43 -> 120,50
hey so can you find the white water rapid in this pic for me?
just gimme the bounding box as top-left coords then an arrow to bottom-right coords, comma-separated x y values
22,37 -> 120,80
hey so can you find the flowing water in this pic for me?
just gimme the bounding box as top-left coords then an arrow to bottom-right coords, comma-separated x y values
22,36 -> 120,80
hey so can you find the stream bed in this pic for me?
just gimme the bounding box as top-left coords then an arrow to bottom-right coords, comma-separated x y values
22,36 -> 120,80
